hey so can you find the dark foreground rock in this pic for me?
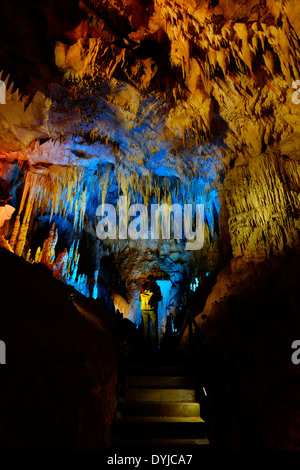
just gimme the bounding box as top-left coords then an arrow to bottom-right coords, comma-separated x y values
0,248 -> 120,450
181,251 -> 300,450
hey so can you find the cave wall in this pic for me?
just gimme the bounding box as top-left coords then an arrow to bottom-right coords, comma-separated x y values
181,252 -> 300,449
222,149 -> 300,257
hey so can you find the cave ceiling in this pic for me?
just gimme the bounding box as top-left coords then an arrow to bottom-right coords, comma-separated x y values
0,0 -> 299,169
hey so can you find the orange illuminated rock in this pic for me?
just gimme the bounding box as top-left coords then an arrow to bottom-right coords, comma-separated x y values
0,204 -> 15,228
53,248 -> 69,281
41,223 -> 58,270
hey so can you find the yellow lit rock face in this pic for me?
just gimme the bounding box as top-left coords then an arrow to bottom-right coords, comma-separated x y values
0,76 -> 51,153
55,38 -> 103,81
46,0 -> 300,154
222,150 -> 300,257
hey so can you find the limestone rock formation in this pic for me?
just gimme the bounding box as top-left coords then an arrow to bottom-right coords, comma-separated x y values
0,204 -> 15,228
41,223 -> 58,269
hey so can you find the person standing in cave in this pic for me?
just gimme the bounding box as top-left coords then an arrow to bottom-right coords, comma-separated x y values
140,274 -> 162,350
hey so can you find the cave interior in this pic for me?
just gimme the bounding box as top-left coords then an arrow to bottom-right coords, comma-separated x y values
0,0 -> 299,451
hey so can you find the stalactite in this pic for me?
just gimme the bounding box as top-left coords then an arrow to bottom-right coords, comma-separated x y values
10,172 -> 31,250
224,152 -> 300,257
15,172 -> 40,256
101,166 -> 111,207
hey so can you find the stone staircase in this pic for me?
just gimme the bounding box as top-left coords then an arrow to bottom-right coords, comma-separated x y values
111,348 -> 210,449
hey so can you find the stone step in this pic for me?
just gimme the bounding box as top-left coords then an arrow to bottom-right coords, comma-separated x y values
125,375 -> 194,389
115,438 -> 210,447
112,416 -> 207,439
120,401 -> 201,418
123,351 -> 184,364
113,349 -> 209,449
123,364 -> 185,376
124,388 -> 195,402
117,416 -> 204,423
122,351 -> 186,366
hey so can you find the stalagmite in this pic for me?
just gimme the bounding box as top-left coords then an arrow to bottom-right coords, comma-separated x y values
40,223 -> 58,270
0,235 -> 14,252
26,249 -> 31,262
15,172 -> 40,257
34,246 -> 42,263
10,176 -> 30,251
53,248 -> 69,281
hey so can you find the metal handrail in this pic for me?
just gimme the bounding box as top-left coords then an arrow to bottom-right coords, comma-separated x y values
182,307 -> 261,449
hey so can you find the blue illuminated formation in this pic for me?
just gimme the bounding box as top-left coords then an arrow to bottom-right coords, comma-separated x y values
190,277 -> 199,292
6,84 -> 222,325
156,280 -> 173,336
16,139 -> 221,323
